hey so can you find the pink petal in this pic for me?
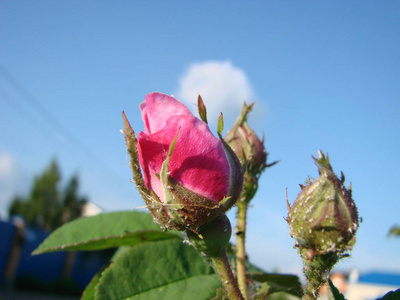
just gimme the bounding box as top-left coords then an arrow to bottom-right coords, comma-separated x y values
140,92 -> 193,135
137,114 -> 230,204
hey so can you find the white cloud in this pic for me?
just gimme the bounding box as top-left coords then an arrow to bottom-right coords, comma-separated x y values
0,153 -> 15,178
176,61 -> 257,127
0,153 -> 23,219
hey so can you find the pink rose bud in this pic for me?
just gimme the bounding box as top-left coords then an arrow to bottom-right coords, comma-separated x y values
225,103 -> 267,174
122,92 -> 243,232
225,103 -> 277,201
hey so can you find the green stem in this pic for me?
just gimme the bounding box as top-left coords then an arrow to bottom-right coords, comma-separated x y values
236,200 -> 248,299
302,252 -> 337,300
209,250 -> 244,300
303,275 -> 325,300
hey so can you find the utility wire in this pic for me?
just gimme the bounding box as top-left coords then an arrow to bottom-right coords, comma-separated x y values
0,63 -> 92,155
0,85 -> 54,137
0,63 -> 126,201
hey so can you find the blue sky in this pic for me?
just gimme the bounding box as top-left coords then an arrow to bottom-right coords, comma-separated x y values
1,1 -> 399,275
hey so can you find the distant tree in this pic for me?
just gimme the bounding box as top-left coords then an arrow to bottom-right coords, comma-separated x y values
388,225 -> 400,238
60,174 -> 88,225
8,159 -> 87,231
8,196 -> 29,220
30,159 -> 61,229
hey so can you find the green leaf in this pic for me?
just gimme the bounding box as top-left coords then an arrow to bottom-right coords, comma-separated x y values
210,287 -> 228,300
81,247 -> 134,299
378,289 -> 400,300
81,266 -> 106,300
248,272 -> 303,299
327,278 -> 345,300
111,245 -> 131,260
95,239 -> 222,300
33,211 -> 181,254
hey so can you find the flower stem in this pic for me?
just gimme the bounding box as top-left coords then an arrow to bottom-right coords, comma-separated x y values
209,250 -> 244,300
302,252 -> 338,300
236,200 -> 248,299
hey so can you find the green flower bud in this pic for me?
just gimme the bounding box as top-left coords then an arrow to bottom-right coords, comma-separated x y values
185,214 -> 232,256
287,150 -> 358,255
287,150 -> 359,299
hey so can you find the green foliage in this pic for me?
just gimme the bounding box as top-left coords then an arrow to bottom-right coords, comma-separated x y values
9,159 -> 60,229
96,239 -> 221,299
34,211 -> 223,300
327,279 -> 345,300
210,287 -> 228,300
248,272 -> 303,299
60,174 -> 88,224
378,289 -> 400,300
34,210 -> 306,299
81,266 -> 105,300
388,225 -> 400,237
9,159 -> 87,230
33,211 -> 181,254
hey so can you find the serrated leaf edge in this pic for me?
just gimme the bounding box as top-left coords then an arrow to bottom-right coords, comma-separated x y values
33,229 -> 180,255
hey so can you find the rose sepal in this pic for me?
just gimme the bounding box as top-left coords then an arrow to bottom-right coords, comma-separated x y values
122,111 -> 173,228
159,126 -> 241,232
122,111 -> 150,200
216,113 -> 244,212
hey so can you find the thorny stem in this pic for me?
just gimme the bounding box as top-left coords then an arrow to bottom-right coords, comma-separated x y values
235,200 -> 249,299
210,250 -> 244,300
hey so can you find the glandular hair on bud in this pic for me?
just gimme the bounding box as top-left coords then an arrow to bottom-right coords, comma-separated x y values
225,103 -> 267,176
287,150 -> 359,256
287,151 -> 359,299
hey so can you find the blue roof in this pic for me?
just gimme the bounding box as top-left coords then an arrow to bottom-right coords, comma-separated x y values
359,272 -> 400,287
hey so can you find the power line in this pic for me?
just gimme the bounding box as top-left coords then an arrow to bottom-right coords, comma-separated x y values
0,85 -> 57,139
0,62 -> 126,197
0,63 -> 90,153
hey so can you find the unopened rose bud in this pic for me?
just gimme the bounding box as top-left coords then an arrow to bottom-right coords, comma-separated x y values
287,150 -> 358,256
287,150 -> 359,299
225,103 -> 275,201
123,92 -> 243,233
225,103 -> 266,172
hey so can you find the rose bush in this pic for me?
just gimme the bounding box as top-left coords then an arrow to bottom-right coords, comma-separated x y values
123,92 -> 243,231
